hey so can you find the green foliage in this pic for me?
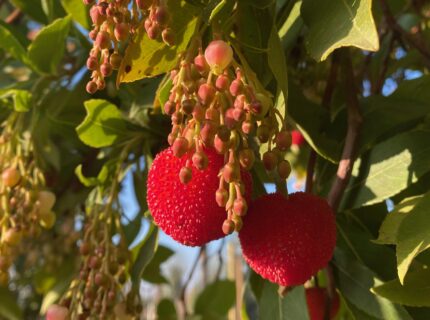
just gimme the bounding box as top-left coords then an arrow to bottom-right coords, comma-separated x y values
194,280 -> 236,319
117,0 -> 201,83
301,0 -> 379,61
27,16 -> 72,75
76,99 -> 129,148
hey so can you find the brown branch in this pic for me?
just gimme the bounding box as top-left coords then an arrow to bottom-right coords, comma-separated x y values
372,34 -> 395,95
327,49 -> 363,212
380,0 -> 430,68
5,8 -> 22,24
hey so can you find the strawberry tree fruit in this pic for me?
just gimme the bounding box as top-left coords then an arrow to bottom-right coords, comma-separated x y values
239,192 -> 336,286
306,287 -> 340,320
147,147 -> 252,246
46,304 -> 69,320
204,40 -> 234,74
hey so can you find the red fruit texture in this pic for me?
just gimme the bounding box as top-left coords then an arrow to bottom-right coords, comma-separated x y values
239,192 -> 336,286
306,287 -> 340,320
292,129 -> 305,146
147,147 -> 252,246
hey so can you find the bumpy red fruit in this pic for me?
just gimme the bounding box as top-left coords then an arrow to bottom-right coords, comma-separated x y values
292,130 -> 305,146
306,287 -> 340,320
147,147 -> 252,246
239,192 -> 336,286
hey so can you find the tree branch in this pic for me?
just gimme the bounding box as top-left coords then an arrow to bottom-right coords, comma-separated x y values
380,0 -> 430,68
327,50 -> 363,212
180,248 -> 204,316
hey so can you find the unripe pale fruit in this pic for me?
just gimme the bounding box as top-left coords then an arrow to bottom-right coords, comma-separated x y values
40,211 -> 56,229
147,147 -> 252,246
262,151 -> 278,171
204,40 -> 233,74
172,137 -> 189,158
275,131 -> 292,151
110,53 -> 122,70
2,167 -> 20,187
46,304 -> 69,320
216,188 -> 228,207
222,219 -> 235,235
306,287 -> 340,320
114,23 -> 129,42
37,191 -> 56,215
239,192 -> 336,286
3,228 -> 22,246
198,84 -> 216,105
194,54 -> 209,73
95,31 -> 110,49
162,28 -> 175,46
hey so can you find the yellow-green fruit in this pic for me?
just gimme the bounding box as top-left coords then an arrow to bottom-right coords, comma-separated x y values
40,211 -> 56,229
2,167 -> 21,188
3,228 -> 22,246
37,191 -> 56,215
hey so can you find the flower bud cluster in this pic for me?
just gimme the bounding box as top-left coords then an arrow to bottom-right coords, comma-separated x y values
60,205 -> 141,319
164,40 -> 292,235
84,0 -> 173,94
0,129 -> 56,286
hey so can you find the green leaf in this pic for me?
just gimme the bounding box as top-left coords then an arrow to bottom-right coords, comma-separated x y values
288,82 -> 341,162
0,89 -> 32,112
61,0 -> 90,29
130,223 -> 159,293
123,215 -> 142,246
0,21 -> 29,65
194,280 -> 236,318
375,196 -> 422,246
142,245 -> 174,284
268,26 -> 288,116
157,299 -> 177,320
75,164 -> 109,187
372,269 -> 430,307
117,0 -> 200,84
9,0 -> 47,23
343,130 -> 430,208
301,0 -> 379,61
133,168 -> 149,213
259,283 -> 310,320
333,250 -> 412,320
396,191 -> 430,283
0,287 -> 22,320
28,16 -> 72,75
76,99 -> 128,148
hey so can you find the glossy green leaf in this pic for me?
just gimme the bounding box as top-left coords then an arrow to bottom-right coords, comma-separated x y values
343,130 -> 430,208
61,0 -> 90,29
76,99 -> 128,148
130,223 -> 159,293
396,191 -> 430,283
0,287 -> 22,320
194,280 -> 236,318
372,269 -> 430,307
0,89 -> 32,112
0,21 -> 29,65
375,196 -> 422,246
333,250 -> 412,320
259,283 -> 310,320
142,245 -> 174,284
268,26 -> 288,116
117,0 -> 200,84
28,16 -> 72,75
301,0 -> 379,61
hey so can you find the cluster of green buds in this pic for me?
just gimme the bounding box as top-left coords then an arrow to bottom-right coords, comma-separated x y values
164,39 -> 292,235
84,0 -> 173,94
0,125 -> 56,286
56,205 -> 141,319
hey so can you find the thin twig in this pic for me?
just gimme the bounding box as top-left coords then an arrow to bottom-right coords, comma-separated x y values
215,238 -> 226,280
5,8 -> 22,24
373,34 -> 395,95
180,248 -> 204,316
327,50 -> 363,212
380,0 -> 430,68
324,49 -> 363,320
